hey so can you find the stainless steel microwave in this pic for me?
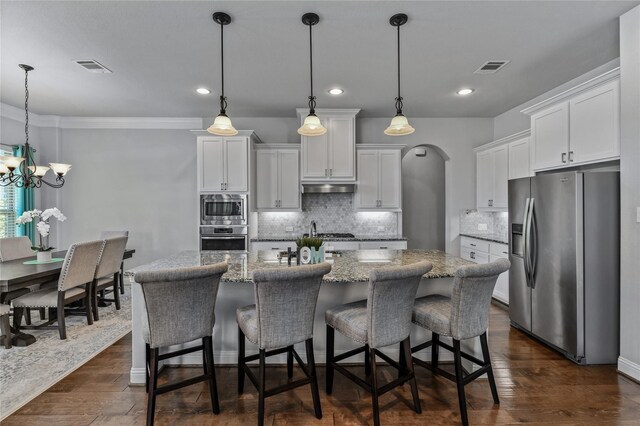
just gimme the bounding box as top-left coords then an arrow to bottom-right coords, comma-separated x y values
200,194 -> 247,225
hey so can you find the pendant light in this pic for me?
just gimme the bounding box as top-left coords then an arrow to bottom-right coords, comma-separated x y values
384,13 -> 415,136
207,12 -> 238,136
298,13 -> 327,137
0,64 -> 71,188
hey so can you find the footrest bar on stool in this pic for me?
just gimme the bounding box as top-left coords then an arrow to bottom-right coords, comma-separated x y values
264,378 -> 312,397
155,374 -> 210,395
332,345 -> 367,363
158,345 -> 204,361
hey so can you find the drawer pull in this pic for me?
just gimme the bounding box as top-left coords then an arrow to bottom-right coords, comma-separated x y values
470,252 -> 476,259
470,243 -> 476,247
380,246 -> 388,249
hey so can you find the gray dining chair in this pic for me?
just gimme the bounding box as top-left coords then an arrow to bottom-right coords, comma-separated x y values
11,240 -> 105,339
134,262 -> 228,426
0,304 -> 11,349
325,261 -> 433,426
92,236 -> 128,320
0,236 -> 51,324
325,261 -> 432,426
100,231 -> 129,295
411,258 -> 510,426
236,262 -> 332,426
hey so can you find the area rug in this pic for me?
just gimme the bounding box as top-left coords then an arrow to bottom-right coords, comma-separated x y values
0,280 -> 133,420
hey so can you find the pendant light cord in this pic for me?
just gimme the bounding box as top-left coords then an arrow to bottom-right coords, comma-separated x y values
24,67 -> 29,146
219,20 -> 227,114
395,24 -> 403,115
308,22 -> 316,114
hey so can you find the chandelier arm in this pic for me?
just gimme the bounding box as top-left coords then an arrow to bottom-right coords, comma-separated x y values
39,177 -> 65,189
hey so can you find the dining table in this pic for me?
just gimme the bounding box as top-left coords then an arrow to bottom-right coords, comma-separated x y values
0,248 -> 135,347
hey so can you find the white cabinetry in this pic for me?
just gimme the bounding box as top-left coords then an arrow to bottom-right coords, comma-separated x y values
476,146 -> 508,209
461,236 -> 509,304
355,146 -> 402,211
255,145 -> 300,211
196,131 -> 259,192
508,136 -> 531,180
297,109 -> 360,182
359,241 -> 407,250
253,240 -> 407,251
523,71 -> 620,171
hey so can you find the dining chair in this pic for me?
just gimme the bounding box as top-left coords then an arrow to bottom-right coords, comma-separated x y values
11,240 -> 105,339
236,262 -> 332,426
325,261 -> 432,426
0,236 -> 54,324
92,236 -> 128,321
100,231 -> 129,295
134,262 -> 228,426
0,304 -> 11,349
410,258 -> 510,426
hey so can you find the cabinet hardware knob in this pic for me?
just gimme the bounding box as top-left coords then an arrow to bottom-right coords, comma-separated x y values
569,151 -> 574,162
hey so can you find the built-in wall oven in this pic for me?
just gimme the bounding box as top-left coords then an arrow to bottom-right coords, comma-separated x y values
200,226 -> 248,252
201,194 -> 246,225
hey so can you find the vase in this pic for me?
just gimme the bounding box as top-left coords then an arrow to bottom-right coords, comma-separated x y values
37,251 -> 52,262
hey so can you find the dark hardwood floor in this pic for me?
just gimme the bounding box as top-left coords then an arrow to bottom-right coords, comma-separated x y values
5,304 -> 640,425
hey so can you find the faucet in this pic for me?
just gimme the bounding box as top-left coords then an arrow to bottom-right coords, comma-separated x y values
310,220 -> 317,237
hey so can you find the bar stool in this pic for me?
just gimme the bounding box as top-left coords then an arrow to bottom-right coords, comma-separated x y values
325,261 -> 433,426
134,262 -> 228,426
236,262 -> 332,426
411,259 -> 510,426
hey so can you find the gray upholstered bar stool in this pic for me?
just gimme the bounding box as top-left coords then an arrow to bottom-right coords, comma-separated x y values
236,262 -> 332,426
0,304 -> 11,349
134,262 -> 228,426
91,236 -> 128,320
100,230 -> 129,295
325,261 -> 433,426
411,258 -> 510,426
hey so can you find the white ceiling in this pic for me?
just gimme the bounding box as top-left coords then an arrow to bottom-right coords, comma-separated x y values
1,1 -> 637,118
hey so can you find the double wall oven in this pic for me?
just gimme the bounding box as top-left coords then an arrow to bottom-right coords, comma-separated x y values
200,194 -> 248,252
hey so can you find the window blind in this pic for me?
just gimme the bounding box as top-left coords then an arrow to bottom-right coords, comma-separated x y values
0,148 -> 17,238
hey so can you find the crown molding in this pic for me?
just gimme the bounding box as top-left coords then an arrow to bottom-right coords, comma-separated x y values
474,129 -> 531,152
0,102 -> 202,129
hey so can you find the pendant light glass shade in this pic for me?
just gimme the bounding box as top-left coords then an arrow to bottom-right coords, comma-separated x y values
298,114 -> 327,137
49,162 -> 72,177
207,113 -> 238,136
384,114 -> 415,136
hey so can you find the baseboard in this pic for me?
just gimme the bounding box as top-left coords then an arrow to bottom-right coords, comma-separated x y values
618,356 -> 640,383
129,367 -> 147,385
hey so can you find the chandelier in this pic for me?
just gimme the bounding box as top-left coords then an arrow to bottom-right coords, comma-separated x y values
0,64 -> 71,188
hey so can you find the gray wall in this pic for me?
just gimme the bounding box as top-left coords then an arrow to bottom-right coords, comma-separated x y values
618,5 -> 640,381
402,145 -> 445,250
493,58 -> 620,140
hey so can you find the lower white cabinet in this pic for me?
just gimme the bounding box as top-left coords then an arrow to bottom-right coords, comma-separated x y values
460,237 -> 509,304
359,241 -> 407,250
251,241 -> 297,251
255,146 -> 300,211
252,240 -> 407,251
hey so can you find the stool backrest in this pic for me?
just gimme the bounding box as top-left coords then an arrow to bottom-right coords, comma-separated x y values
100,230 -> 129,239
95,236 -> 128,279
0,236 -> 35,261
59,240 -> 105,291
450,259 -> 511,340
252,262 -> 332,350
367,261 -> 433,348
134,262 -> 228,348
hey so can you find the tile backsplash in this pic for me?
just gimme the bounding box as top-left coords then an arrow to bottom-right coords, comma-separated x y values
257,193 -> 399,237
460,209 -> 509,241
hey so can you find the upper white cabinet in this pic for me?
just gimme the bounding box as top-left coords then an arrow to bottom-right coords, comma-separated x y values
476,145 -> 508,209
297,109 -> 360,182
523,71 -> 620,171
354,146 -> 402,211
255,145 -> 300,211
508,136 -> 531,180
196,131 -> 260,192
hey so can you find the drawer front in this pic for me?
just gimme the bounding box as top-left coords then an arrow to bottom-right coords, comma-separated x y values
461,237 -> 490,253
461,247 -> 490,264
324,241 -> 360,250
359,241 -> 407,250
490,242 -> 509,258
251,241 -> 296,251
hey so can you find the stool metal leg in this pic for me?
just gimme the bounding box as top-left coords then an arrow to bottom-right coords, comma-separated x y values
453,339 -> 469,426
203,336 -> 220,414
145,343 -> 150,393
287,346 -> 294,379
238,326 -> 245,394
432,332 -> 440,368
369,347 -> 380,426
305,338 -> 322,419
258,349 -> 266,426
146,347 -> 159,426
402,337 -> 421,414
397,341 -> 405,379
480,332 -> 499,405
364,343 -> 371,377
326,325 -> 334,395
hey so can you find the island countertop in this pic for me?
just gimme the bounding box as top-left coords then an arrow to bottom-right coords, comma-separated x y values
129,249 -> 472,283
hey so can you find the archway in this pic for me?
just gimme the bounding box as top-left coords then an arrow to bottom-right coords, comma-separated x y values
402,145 -> 447,250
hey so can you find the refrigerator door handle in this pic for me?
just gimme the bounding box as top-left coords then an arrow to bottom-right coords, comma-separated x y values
528,198 -> 538,288
523,197 -> 531,287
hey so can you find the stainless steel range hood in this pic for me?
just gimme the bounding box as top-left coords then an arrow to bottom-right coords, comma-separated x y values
302,183 -> 355,194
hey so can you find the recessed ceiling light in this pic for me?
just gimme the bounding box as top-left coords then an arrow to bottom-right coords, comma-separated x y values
457,88 -> 475,96
196,87 -> 211,95
328,88 -> 344,95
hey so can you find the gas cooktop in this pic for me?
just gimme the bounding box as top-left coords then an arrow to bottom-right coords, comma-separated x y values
302,233 -> 355,239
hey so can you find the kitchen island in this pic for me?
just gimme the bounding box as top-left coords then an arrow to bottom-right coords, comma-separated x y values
128,249 -> 474,384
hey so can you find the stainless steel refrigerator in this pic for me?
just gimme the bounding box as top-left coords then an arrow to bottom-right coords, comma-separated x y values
508,171 -> 620,364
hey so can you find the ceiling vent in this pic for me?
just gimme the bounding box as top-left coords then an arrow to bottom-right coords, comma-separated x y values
474,60 -> 510,74
73,59 -> 112,73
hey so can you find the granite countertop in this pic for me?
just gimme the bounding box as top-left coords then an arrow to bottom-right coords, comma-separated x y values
460,233 -> 509,244
251,235 -> 408,242
130,249 -> 471,283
